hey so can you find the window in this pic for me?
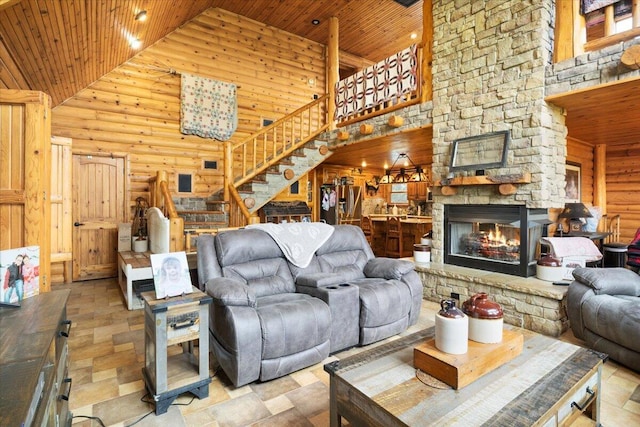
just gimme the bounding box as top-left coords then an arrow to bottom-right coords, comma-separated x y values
177,173 -> 193,194
390,183 -> 408,204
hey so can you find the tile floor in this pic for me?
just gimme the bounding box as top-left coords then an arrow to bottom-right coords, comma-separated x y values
59,278 -> 640,426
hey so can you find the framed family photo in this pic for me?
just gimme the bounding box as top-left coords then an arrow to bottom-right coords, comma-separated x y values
0,246 -> 40,307
150,251 -> 193,299
565,162 -> 581,203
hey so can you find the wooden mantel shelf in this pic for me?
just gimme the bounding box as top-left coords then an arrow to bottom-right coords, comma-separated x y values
435,172 -> 531,196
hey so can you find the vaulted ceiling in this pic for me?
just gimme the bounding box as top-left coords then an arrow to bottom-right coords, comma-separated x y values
1,0 -> 639,171
0,0 -> 423,107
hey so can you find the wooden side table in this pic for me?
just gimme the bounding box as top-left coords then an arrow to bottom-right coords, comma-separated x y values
141,287 -> 212,414
118,251 -> 153,310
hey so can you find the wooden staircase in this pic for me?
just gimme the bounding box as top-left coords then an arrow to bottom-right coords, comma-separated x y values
149,94 -> 333,249
225,94 -> 332,227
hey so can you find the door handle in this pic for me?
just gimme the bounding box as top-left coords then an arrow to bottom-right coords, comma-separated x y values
74,221 -> 85,227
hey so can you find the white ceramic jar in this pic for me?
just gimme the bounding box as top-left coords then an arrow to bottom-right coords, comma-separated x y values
435,299 -> 468,354
413,244 -> 431,264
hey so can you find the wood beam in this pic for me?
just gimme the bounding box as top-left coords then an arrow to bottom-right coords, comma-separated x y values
573,0 -> 586,57
339,49 -> 374,71
328,16 -> 339,131
421,0 -> 433,103
604,5 -> 615,37
594,144 -> 607,214
554,0 -> 575,62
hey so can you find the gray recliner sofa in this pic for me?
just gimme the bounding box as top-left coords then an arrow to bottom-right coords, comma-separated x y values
197,224 -> 422,387
567,267 -> 640,372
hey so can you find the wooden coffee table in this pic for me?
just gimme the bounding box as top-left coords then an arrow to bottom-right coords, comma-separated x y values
324,327 -> 604,426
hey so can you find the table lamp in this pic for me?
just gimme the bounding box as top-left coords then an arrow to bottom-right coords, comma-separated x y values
558,203 -> 593,233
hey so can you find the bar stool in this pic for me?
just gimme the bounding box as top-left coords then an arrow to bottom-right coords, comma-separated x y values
360,216 -> 372,245
385,217 -> 413,258
603,214 -> 628,267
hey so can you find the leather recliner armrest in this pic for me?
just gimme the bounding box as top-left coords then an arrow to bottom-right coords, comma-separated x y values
206,277 -> 257,308
572,267 -> 640,296
364,258 -> 415,280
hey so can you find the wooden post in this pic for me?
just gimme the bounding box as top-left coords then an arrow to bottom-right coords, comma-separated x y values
155,170 -> 167,208
554,0 -> 575,62
421,0 -> 433,103
327,17 -> 339,131
22,93 -> 52,292
593,144 -> 607,215
604,5 -> 615,37
573,0 -> 586,57
634,0 -> 640,28
224,140 -> 232,202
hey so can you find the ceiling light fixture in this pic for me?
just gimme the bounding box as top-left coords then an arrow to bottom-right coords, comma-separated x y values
311,19 -> 320,25
129,38 -> 142,49
135,10 -> 147,22
379,153 -> 429,184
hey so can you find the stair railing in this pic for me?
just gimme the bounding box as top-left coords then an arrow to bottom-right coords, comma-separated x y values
227,183 -> 257,228
149,171 -> 185,252
230,94 -> 329,189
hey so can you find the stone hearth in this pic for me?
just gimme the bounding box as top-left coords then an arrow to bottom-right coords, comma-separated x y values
415,263 -> 568,337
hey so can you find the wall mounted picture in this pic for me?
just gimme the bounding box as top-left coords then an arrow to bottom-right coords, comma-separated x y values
150,251 -> 193,299
0,246 -> 40,306
565,162 -> 581,203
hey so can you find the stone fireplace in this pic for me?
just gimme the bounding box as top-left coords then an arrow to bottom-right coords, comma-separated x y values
415,0 -> 571,337
444,204 -> 549,277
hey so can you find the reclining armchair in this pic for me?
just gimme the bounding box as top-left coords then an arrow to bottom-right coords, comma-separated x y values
568,267 -> 640,372
197,229 -> 331,387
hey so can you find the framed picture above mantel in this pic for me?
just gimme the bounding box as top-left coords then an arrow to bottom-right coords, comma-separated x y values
565,162 -> 581,203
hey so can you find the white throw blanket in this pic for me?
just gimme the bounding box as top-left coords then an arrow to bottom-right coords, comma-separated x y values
541,237 -> 603,261
247,222 -> 334,268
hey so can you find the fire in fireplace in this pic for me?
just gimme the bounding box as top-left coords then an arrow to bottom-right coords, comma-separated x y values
444,205 -> 549,277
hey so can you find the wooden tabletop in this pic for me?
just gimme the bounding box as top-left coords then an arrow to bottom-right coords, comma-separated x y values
325,326 -> 604,426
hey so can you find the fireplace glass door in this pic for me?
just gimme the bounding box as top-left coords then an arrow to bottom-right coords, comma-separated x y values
444,205 -> 549,277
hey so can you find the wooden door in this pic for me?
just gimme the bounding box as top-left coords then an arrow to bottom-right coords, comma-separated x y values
0,90 -> 52,292
72,155 -> 125,281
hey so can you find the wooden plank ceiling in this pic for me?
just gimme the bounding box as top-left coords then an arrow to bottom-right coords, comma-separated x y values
545,77 -> 640,148
0,0 -> 423,107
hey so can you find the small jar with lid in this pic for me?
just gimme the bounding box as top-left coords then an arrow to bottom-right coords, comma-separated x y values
536,254 -> 564,282
462,293 -> 503,344
435,299 -> 468,354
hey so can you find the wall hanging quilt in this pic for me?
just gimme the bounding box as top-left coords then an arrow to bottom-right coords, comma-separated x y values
180,73 -> 237,141
334,44 -> 418,121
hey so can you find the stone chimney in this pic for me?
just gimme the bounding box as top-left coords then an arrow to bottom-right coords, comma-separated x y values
430,0 -> 566,262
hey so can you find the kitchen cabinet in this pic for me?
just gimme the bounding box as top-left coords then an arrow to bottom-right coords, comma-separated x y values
407,182 -> 429,201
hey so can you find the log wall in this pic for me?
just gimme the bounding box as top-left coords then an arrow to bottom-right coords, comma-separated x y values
567,136 -> 640,243
567,136 -> 595,206
51,8 -> 326,214
606,142 -> 640,241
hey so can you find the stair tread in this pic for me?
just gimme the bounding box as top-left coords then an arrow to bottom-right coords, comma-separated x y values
176,210 -> 225,215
